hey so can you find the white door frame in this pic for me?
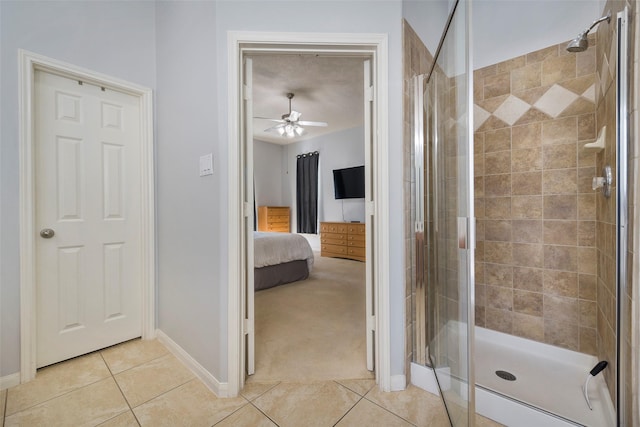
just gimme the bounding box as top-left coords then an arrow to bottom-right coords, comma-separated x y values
227,31 -> 390,397
18,50 -> 155,382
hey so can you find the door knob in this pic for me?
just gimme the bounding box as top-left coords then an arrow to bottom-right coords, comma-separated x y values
40,228 -> 55,238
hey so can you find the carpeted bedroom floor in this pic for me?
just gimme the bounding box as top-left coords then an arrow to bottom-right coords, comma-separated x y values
249,252 -> 374,382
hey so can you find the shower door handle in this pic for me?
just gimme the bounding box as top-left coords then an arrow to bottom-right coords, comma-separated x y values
458,217 -> 468,249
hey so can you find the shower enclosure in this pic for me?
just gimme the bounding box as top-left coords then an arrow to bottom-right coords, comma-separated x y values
408,1 -> 635,426
412,1 -> 475,426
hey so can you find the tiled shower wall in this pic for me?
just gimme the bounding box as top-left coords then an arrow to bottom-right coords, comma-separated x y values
473,39 -> 600,354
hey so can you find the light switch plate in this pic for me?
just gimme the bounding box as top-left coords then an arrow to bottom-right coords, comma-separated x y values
200,153 -> 213,176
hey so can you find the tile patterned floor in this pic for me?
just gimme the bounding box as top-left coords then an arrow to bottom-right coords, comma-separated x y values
0,339 -> 502,426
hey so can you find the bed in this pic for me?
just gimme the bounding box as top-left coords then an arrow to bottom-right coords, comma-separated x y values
253,232 -> 314,291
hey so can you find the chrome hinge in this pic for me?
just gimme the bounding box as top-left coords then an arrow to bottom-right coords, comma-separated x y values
243,319 -> 253,335
366,201 -> 375,216
243,84 -> 251,101
366,85 -> 374,102
367,315 -> 376,331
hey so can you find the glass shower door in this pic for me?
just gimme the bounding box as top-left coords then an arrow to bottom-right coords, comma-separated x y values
426,1 -> 475,426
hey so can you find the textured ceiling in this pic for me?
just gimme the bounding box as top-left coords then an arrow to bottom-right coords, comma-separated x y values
251,54 -> 364,145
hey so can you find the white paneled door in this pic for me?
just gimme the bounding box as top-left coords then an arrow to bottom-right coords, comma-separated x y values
35,70 -> 142,368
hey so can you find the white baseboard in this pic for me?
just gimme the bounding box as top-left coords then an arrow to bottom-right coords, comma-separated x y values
155,329 -> 228,398
1,372 -> 21,390
410,362 -> 440,395
390,374 -> 406,391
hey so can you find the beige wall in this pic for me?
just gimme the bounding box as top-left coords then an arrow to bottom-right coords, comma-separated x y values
473,39 -> 599,354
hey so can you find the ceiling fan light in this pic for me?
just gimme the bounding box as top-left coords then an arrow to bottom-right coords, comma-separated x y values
263,93 -> 327,139
285,124 -> 294,137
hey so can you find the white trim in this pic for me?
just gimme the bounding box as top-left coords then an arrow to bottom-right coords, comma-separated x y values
0,373 -> 21,390
156,329 -> 228,398
373,34 -> 391,393
18,50 -> 155,383
227,33 -> 242,400
390,374 -> 407,392
227,31 -> 390,397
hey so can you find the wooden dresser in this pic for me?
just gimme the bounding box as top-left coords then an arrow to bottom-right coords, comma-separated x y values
258,206 -> 290,233
320,221 -> 365,262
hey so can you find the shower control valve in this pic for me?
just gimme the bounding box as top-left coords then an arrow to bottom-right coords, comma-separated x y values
592,165 -> 612,198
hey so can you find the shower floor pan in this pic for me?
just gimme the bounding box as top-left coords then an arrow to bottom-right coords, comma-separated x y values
475,327 -> 615,427
411,323 -> 615,426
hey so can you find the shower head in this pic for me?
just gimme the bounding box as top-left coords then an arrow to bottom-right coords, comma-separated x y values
566,11 -> 611,52
566,31 -> 590,52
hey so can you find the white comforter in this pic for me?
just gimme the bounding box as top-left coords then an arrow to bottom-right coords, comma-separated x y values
253,232 -> 314,271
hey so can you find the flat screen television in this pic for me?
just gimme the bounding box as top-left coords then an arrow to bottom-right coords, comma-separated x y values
333,166 -> 365,199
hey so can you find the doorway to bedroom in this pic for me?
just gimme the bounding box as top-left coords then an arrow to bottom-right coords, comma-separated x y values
249,53 -> 372,382
228,32 -> 390,396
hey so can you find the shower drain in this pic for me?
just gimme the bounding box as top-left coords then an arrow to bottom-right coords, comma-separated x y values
495,370 -> 516,381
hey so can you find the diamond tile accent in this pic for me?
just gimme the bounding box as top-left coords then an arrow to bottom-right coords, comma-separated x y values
493,95 -> 530,126
582,84 -> 596,102
478,95 -> 510,113
474,105 -> 491,131
533,84 -> 579,118
559,75 -> 596,96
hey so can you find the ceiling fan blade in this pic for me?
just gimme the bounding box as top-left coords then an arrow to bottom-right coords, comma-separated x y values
298,120 -> 328,127
288,110 -> 302,122
254,116 -> 286,123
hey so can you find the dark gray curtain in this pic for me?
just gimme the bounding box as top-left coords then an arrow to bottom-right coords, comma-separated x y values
296,151 -> 319,233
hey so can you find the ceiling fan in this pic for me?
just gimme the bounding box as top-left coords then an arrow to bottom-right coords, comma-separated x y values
256,93 -> 328,138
